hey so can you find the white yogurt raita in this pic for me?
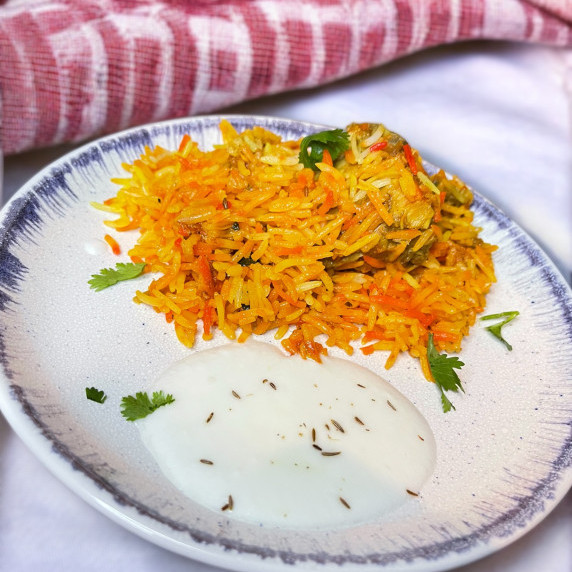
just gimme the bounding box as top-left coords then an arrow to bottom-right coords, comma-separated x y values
137,342 -> 436,528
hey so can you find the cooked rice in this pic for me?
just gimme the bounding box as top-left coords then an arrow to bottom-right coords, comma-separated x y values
93,120 -> 496,380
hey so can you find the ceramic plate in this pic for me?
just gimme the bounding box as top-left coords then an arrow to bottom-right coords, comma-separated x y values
0,116 -> 570,572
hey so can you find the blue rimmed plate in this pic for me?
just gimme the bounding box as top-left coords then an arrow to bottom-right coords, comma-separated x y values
0,115 -> 570,572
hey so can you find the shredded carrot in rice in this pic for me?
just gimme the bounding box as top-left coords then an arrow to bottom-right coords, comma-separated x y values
94,120 -> 497,378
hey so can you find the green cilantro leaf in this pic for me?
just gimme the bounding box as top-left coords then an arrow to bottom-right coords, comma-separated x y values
480,311 -> 519,351
88,262 -> 146,291
238,257 -> 255,266
427,334 -> 465,413
120,390 -> 175,421
85,386 -> 107,404
299,129 -> 350,171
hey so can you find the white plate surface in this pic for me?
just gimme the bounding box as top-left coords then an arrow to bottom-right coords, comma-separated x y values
0,115 -> 570,572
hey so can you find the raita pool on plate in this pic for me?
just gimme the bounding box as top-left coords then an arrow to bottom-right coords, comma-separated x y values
137,342 -> 436,528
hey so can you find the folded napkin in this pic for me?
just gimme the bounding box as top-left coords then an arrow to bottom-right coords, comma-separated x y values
0,0 -> 570,156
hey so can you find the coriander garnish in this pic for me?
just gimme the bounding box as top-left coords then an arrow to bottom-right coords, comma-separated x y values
299,129 -> 350,171
88,262 -> 146,291
427,333 -> 465,413
480,310 -> 520,350
120,390 -> 175,421
238,257 -> 254,266
85,386 -> 107,404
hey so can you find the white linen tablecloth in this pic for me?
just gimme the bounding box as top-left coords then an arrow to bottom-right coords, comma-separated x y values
1,40 -> 571,572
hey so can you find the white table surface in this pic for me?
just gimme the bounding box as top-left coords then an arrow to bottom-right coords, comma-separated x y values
1,40 -> 571,572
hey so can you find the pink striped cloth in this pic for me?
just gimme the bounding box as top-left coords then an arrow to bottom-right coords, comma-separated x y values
1,0 -> 571,156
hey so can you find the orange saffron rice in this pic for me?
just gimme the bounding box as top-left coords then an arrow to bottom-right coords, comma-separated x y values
93,121 -> 497,381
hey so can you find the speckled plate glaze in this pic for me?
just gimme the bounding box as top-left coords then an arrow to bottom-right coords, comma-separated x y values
0,116 -> 570,572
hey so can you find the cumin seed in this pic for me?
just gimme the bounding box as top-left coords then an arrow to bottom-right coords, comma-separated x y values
339,497 -> 351,509
269,382 -> 277,390
221,494 -> 234,511
206,411 -> 214,423
354,416 -> 364,425
321,451 -> 341,457
200,459 -> 214,465
313,444 -> 323,451
387,400 -> 397,411
262,378 -> 268,383
312,428 -> 316,442
418,435 -> 425,441
357,383 -> 366,388
232,390 -> 241,399
331,419 -> 344,433
406,489 -> 419,497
